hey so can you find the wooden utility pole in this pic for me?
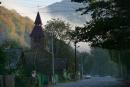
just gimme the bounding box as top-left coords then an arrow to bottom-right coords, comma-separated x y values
74,41 -> 77,80
51,28 -> 55,85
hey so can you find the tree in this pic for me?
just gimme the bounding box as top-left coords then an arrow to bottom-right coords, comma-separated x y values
45,18 -> 72,41
53,39 -> 75,74
71,0 -> 130,49
45,19 -> 77,76
0,47 -> 7,74
0,40 -> 21,74
71,0 -> 130,77
79,48 -> 119,76
2,40 -> 20,49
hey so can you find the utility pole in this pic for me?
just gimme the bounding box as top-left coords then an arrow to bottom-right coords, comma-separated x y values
81,56 -> 84,79
118,50 -> 123,77
0,2 -> 1,22
74,41 -> 77,80
51,28 -> 55,85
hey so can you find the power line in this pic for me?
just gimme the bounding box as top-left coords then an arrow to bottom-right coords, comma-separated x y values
0,0 -> 79,9
40,10 -> 75,13
0,10 -> 77,16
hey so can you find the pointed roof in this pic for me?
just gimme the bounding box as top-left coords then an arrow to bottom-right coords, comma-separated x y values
34,12 -> 42,25
30,26 -> 44,38
30,12 -> 44,38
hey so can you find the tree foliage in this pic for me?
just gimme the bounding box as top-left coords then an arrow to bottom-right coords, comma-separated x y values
71,0 -> 130,50
53,39 -> 75,74
1,40 -> 20,48
71,0 -> 130,77
0,47 -> 7,74
79,48 -> 118,76
0,40 -> 21,74
44,19 -> 77,74
45,19 -> 72,41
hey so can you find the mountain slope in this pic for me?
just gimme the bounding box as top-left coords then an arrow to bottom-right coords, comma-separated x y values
0,6 -> 33,47
42,0 -> 90,26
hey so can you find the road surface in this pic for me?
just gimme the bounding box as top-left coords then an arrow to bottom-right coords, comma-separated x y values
54,76 -> 125,87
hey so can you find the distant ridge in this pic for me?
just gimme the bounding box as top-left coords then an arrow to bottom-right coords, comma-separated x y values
0,6 -> 33,47
42,0 -> 90,26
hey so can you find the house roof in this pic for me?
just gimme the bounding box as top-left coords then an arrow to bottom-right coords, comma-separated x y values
24,50 -> 67,74
24,49 -> 52,74
4,48 -> 23,69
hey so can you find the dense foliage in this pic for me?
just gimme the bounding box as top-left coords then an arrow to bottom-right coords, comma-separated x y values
0,47 -> 7,74
45,19 -> 76,74
71,0 -> 130,78
71,0 -> 130,49
79,48 -> 118,76
45,19 -> 72,41
53,39 -> 75,74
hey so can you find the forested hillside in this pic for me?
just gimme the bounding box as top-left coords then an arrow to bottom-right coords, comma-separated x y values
0,6 -> 33,47
80,48 -> 119,76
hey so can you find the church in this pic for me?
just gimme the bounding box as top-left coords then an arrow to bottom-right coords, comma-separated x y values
24,12 -> 52,75
24,12 -> 67,76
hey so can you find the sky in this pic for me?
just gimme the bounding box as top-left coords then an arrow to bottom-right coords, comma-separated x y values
1,0 -> 62,21
0,0 -> 91,52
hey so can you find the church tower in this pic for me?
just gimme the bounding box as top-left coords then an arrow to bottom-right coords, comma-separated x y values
30,12 -> 45,49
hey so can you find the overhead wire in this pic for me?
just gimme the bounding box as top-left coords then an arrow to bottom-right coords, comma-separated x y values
1,0 -> 79,9
0,0 -> 80,16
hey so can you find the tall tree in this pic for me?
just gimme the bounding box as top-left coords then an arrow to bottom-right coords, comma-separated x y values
71,0 -> 130,77
45,19 -> 77,74
45,18 -> 72,41
71,0 -> 130,49
79,48 -> 118,76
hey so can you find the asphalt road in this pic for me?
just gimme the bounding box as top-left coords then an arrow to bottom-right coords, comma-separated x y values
54,76 -> 125,87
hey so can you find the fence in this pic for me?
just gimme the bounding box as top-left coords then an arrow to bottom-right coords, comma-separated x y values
15,74 -> 51,87
0,74 -> 60,87
0,75 -> 15,87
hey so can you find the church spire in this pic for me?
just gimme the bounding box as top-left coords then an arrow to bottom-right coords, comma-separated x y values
30,12 -> 44,49
34,12 -> 42,25
30,12 -> 44,38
